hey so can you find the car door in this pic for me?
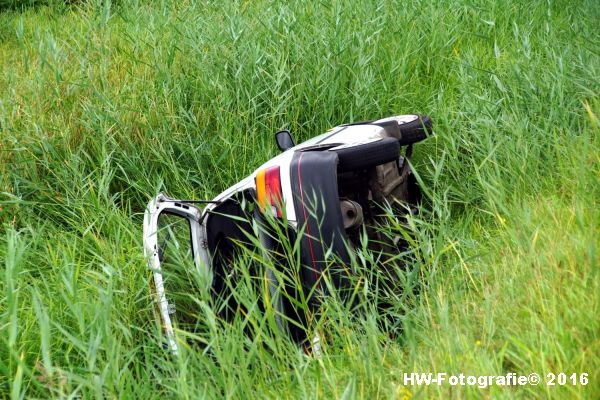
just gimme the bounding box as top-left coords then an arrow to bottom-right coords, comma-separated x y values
142,193 -> 211,354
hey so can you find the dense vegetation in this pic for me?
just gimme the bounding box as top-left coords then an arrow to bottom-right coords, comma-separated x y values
0,0 -> 598,398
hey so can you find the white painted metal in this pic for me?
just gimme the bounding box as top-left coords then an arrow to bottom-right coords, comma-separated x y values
143,192 -> 210,354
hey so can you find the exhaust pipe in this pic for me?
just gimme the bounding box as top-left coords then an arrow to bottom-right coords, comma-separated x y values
340,200 -> 363,230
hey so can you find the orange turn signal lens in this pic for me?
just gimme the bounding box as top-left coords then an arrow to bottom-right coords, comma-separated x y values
255,166 -> 283,217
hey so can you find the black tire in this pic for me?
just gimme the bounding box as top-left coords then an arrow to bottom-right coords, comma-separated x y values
396,115 -> 432,145
373,115 -> 432,145
333,137 -> 400,172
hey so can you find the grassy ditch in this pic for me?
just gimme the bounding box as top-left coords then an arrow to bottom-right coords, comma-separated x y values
0,0 -> 598,398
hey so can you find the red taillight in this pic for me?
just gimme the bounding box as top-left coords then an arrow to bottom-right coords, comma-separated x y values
256,166 -> 283,217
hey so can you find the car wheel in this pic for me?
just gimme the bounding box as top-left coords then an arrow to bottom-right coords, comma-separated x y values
374,114 -> 432,145
332,137 -> 400,172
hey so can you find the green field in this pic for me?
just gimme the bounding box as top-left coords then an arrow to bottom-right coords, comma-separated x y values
0,0 -> 598,398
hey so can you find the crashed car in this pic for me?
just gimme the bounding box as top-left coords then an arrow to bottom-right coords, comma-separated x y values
143,114 -> 432,353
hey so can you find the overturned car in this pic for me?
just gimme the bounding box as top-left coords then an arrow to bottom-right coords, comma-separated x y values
143,114 -> 432,353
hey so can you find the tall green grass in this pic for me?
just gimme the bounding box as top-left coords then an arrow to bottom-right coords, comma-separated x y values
0,0 -> 598,398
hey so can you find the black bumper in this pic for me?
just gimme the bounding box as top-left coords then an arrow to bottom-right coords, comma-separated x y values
289,150 -> 352,301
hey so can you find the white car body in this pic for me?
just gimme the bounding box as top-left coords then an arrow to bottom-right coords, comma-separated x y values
143,114 -> 427,353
